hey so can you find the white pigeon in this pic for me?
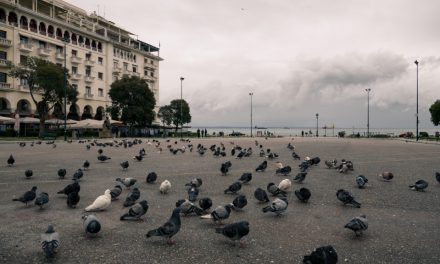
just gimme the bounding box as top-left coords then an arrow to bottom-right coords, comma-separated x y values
278,179 -> 291,192
275,161 -> 283,169
84,189 -> 111,211
160,180 -> 171,194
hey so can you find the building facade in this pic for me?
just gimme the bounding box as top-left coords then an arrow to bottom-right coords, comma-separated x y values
0,0 -> 161,120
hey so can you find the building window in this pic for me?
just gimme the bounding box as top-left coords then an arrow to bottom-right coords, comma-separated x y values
132,66 -> 137,73
0,30 -> 6,39
20,55 -> 28,65
85,66 -> 91,77
71,66 -> 77,74
112,75 -> 118,82
98,88 -> 103,97
0,51 -> 6,60
56,45 -> 63,54
19,35 -> 28,44
39,41 -> 46,49
85,53 -> 91,61
0,72 -> 8,83
98,72 -> 103,80
150,72 -> 154,77
85,86 -> 91,95
71,49 -> 77,57
20,78 -> 28,86
123,63 -> 128,70
72,84 -> 78,90
113,60 -> 118,68
98,57 -> 103,65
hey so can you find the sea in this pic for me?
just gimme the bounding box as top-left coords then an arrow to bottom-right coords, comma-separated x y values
189,127 -> 440,137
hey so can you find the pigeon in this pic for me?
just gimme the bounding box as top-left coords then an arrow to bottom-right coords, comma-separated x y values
198,197 -> 213,211
188,186 -> 199,202
110,185 -> 123,200
133,155 -> 143,161
176,199 -> 204,216
19,142 -> 26,147
378,172 -> 394,181
336,189 -> 361,208
116,177 -> 137,188
35,192 -> 49,209
339,164 -> 349,174
98,148 -> 103,155
224,181 -> 242,194
238,172 -> 252,184
12,186 -> 37,206
41,225 -> 60,258
292,152 -> 301,160
294,188 -> 311,202
120,200 -> 149,220
146,207 -> 182,245
356,175 -> 368,188
83,160 -> 90,170
267,182 -> 286,197
215,221 -> 250,247
276,165 -> 292,176
67,192 -> 80,208
344,215 -> 368,237
220,161 -> 232,175
185,178 -> 203,188
311,157 -> 321,165
278,179 -> 292,192
7,154 -> 14,166
303,245 -> 338,264
324,160 -> 336,169
72,169 -> 83,181
230,195 -> 247,210
200,204 -> 233,224
254,187 -> 270,203
409,180 -> 429,191
84,189 -> 112,211
82,214 -> 101,237
120,160 -> 129,170
57,181 -> 80,195
57,168 -> 67,179
255,161 -> 268,172
293,172 -> 307,183
97,155 -> 111,162
146,172 -> 158,184
24,169 -> 33,179
435,172 -> 440,183
160,180 -> 171,194
262,197 -> 288,216
123,187 -> 141,207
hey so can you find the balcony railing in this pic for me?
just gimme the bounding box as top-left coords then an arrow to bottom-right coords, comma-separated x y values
0,37 -> 12,47
55,52 -> 64,60
0,82 -> 12,91
70,56 -> 82,64
38,48 -> 51,57
112,67 -> 122,73
0,59 -> 11,67
85,59 -> 95,66
132,72 -> 140,77
19,42 -> 33,52
84,93 -> 94,98
70,73 -> 82,80
84,76 -> 95,83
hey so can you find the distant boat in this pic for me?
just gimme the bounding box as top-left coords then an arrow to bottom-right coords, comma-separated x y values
255,126 -> 267,129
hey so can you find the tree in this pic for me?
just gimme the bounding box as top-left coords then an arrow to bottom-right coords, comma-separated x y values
429,100 -> 440,126
8,57 -> 78,137
157,105 -> 173,127
108,75 -> 156,129
169,99 -> 191,132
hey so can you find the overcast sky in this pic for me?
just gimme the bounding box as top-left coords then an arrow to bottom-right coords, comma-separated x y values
70,0 -> 440,128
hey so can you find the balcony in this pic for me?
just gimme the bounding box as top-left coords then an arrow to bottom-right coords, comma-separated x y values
19,43 -> 33,52
70,73 -> 82,80
0,37 -> 12,47
143,75 -> 157,83
71,56 -> 82,64
19,84 -> 30,91
38,48 -> 51,57
0,58 -> 12,67
84,75 -> 95,83
84,93 -> 94,99
112,67 -> 122,74
85,59 -> 95,66
55,52 -> 65,61
132,72 -> 140,77
0,82 -> 13,91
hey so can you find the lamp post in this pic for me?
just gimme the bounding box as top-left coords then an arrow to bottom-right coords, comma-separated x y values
63,36 -> 69,141
249,92 -> 253,137
365,88 -> 371,138
315,113 -> 319,137
414,60 -> 419,141
180,77 -> 184,139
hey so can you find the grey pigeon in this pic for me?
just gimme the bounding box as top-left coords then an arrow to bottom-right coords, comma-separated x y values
187,186 -> 199,202
146,172 -> 157,184
409,180 -> 428,191
35,192 -> 49,209
12,186 -> 37,206
238,172 -> 252,184
97,155 -> 111,162
255,161 -> 268,172
116,177 -> 137,188
176,199 -> 204,216
295,188 -> 311,203
185,178 -> 202,188
293,172 -> 307,183
146,208 -> 182,245
57,168 -> 67,179
276,165 -> 292,176
336,189 -> 361,208
110,185 -> 123,200
72,169 -> 83,181
120,160 -> 129,170
344,215 -> 368,237
25,169 -> 33,179
435,172 -> 440,183
267,182 -> 286,197
198,197 -> 213,211
82,214 -> 101,237
356,175 -> 368,188
262,197 -> 288,216
378,172 -> 394,181
83,160 -> 90,170
41,225 -> 60,258
7,154 -> 14,166
120,200 -> 149,220
254,187 -> 270,203
215,221 -> 250,246
220,161 -> 232,175
224,181 -> 242,194
303,245 -> 338,264
231,195 -> 247,210
67,192 -> 80,208
57,181 -> 80,195
123,187 -> 140,207
200,204 -> 233,224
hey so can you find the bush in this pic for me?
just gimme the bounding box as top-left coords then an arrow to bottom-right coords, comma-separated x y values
419,131 -> 429,138
338,131 -> 346,138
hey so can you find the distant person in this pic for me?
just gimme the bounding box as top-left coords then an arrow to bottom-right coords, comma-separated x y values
301,130 -> 304,137
204,128 -> 207,137
197,128 -> 200,138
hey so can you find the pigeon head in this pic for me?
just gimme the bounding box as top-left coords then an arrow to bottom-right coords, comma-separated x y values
224,204 -> 233,212
46,225 -> 55,233
31,186 -> 37,192
139,200 -> 149,209
104,189 -> 111,195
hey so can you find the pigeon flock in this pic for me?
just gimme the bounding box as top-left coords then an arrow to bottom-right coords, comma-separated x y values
3,137 -> 440,263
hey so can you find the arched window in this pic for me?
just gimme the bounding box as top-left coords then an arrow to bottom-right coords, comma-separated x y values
47,25 -> 54,37
19,16 -> 28,29
17,99 -> 31,114
0,9 -> 6,23
0,98 -> 11,112
8,12 -> 18,26
67,104 -> 79,120
56,28 -> 63,39
29,19 -> 37,32
78,36 -> 84,47
63,31 -> 70,41
71,33 -> 77,44
81,105 -> 93,119
39,22 -> 46,35
85,38 -> 90,48
95,106 -> 104,120
91,40 -> 97,51
97,42 -> 102,52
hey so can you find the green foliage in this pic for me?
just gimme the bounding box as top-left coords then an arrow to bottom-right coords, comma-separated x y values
429,100 -> 440,126
108,75 -> 156,126
419,131 -> 429,138
157,105 -> 173,127
170,99 -> 191,130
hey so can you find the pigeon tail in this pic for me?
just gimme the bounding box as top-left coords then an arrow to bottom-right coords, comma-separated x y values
351,200 -> 361,208
120,213 -> 131,221
200,214 -> 213,219
41,241 -> 57,258
146,229 -> 160,238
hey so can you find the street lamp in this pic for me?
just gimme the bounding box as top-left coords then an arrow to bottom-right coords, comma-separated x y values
63,36 -> 70,141
414,60 -> 419,141
315,113 -> 319,137
365,88 -> 371,138
249,92 -> 253,137
180,77 -> 184,139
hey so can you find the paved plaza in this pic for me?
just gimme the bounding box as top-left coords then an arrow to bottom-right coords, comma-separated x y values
0,137 -> 439,263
